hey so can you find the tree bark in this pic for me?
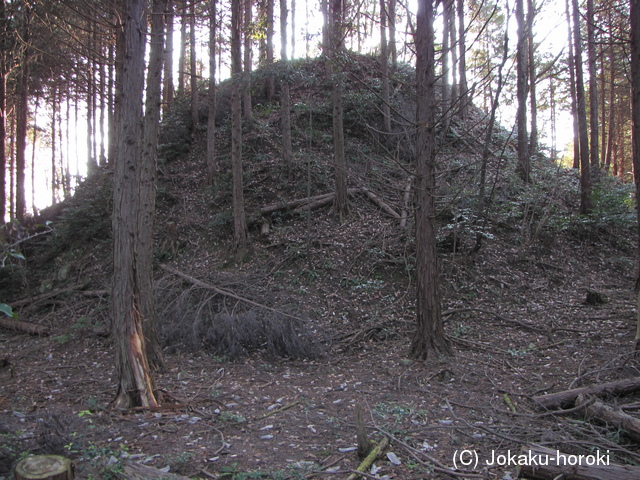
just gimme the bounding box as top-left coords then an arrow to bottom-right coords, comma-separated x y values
280,0 -> 293,173
631,0 -> 640,349
15,55 -> 28,223
0,0 -> 5,225
527,0 -> 537,156
329,0 -> 348,221
243,0 -> 253,125
206,0 -> 217,185
162,0 -> 175,116
266,0 -> 275,100
587,0 -> 599,179
565,0 -> 579,169
572,0 -> 592,213
380,0 -> 391,134
515,0 -> 530,183
189,0 -> 198,127
231,0 -> 248,248
139,0 -> 168,372
112,0 -> 158,409
456,0 -> 468,118
411,0 -> 452,359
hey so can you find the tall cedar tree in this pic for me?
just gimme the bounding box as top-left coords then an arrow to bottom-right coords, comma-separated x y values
631,0 -> 640,348
0,0 -> 5,224
411,0 -> 452,359
565,0 -> 580,169
243,0 -> 253,125
380,0 -> 391,134
162,0 -> 175,116
231,0 -> 248,247
207,0 -> 217,185
329,0 -> 349,220
587,0 -> 599,178
281,0 -> 293,173
112,0 -> 158,408
139,0 -> 168,371
190,0 -> 198,127
515,0 -> 530,182
572,0 -> 592,213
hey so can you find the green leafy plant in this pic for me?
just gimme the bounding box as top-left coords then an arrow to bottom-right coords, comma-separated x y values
0,303 -> 15,318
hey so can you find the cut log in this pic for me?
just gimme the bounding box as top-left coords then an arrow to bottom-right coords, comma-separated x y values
15,455 -> 73,480
0,317 -> 49,336
517,445 -> 640,480
346,436 -> 389,480
532,377 -> 640,410
361,186 -> 401,219
575,394 -> 640,442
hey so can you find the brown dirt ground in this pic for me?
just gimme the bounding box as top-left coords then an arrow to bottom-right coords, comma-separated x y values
2,194 -> 640,480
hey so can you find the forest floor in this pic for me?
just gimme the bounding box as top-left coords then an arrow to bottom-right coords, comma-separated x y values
1,190 -> 640,480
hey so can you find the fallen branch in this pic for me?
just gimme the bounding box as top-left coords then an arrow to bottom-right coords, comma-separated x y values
442,307 -> 548,334
11,286 -> 83,307
518,444 -> 640,480
360,186 -> 400,219
576,394 -> 640,442
159,264 -> 306,322
124,461 -> 193,480
0,317 -> 49,336
255,400 -> 301,420
533,377 -> 640,410
345,436 -> 389,480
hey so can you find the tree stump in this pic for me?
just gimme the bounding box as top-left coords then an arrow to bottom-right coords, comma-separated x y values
14,455 -> 74,480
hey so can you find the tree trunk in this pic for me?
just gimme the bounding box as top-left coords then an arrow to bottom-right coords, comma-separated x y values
0,0 -> 5,225
112,0 -> 158,409
189,0 -> 198,127
139,0 -> 168,372
572,0 -> 592,214
266,0 -> 275,100
51,88 -> 58,205
587,0 -> 599,180
532,377 -> 640,410
527,0 -> 537,156
515,0 -> 530,183
280,0 -> 293,175
162,0 -> 175,116
243,0 -> 253,125
456,0 -> 468,118
389,0 -> 397,69
177,2 -> 187,95
206,0 -> 217,186
565,0 -> 580,169
15,50 -> 28,223
380,0 -> 391,134
411,0 -> 452,360
631,0 -> 640,349
231,0 -> 248,248
330,0 -> 348,221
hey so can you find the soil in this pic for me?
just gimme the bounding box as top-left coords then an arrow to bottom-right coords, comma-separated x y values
1,195 -> 639,479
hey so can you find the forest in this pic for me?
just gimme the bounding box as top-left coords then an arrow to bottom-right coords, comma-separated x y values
1,0 -> 640,478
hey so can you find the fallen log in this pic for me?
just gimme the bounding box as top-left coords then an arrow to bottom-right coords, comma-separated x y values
361,186 -> 401,219
517,444 -> 640,480
576,394 -> 640,442
0,317 -> 49,336
261,192 -> 334,215
532,377 -> 640,410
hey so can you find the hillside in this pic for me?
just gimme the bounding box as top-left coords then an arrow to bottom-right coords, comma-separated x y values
1,54 -> 639,479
